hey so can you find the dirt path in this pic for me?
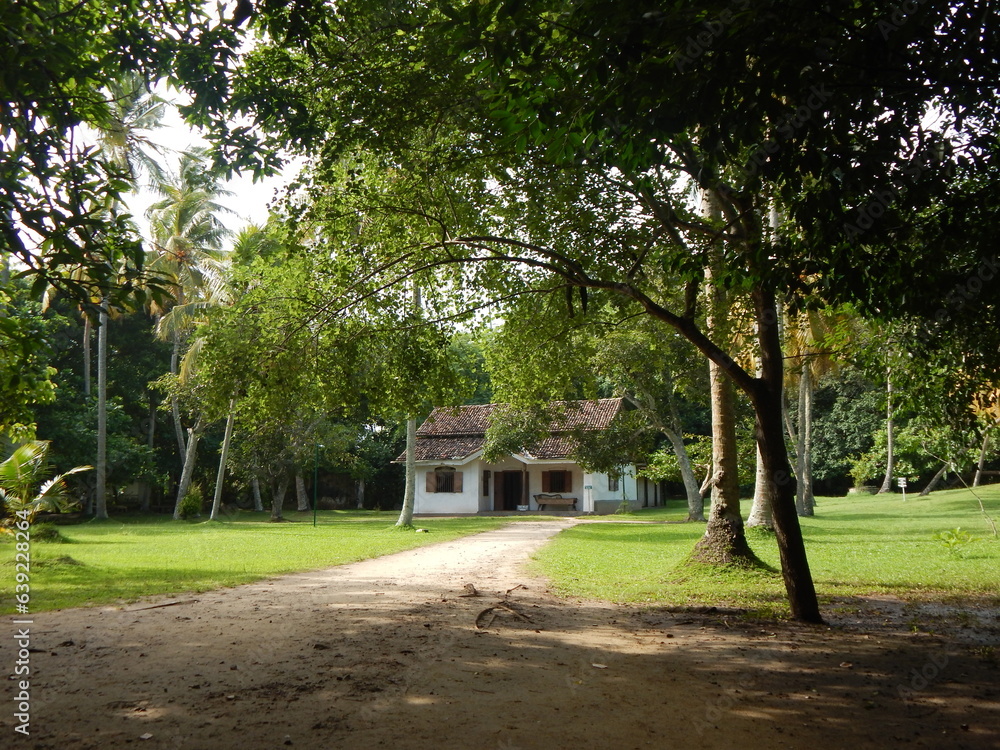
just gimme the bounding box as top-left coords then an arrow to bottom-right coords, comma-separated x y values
3,520 -> 998,749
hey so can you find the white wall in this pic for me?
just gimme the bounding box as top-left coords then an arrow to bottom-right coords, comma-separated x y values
590,466 -> 638,514
413,459 -> 638,514
413,461 -> 481,514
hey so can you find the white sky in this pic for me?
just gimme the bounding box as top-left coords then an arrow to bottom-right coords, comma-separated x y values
124,96 -> 303,247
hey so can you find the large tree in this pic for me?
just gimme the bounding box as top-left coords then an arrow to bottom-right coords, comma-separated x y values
198,0 -> 1000,622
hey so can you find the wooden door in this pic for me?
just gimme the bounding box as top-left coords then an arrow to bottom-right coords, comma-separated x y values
494,471 -> 523,511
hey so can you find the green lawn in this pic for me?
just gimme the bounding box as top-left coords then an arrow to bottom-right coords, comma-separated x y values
1,510 -> 510,613
5,489 -> 998,618
530,485 -> 1000,617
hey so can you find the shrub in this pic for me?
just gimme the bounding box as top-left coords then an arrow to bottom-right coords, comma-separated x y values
179,483 -> 204,520
31,523 -> 67,542
932,527 -> 977,558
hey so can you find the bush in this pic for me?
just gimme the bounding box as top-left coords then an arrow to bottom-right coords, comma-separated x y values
179,483 -> 203,520
31,523 -> 67,542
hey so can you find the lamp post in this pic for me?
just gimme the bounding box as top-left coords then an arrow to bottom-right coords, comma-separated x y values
313,443 -> 324,527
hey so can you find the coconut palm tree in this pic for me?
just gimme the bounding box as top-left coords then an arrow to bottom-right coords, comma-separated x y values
145,148 -> 232,465
88,74 -> 170,520
0,441 -> 91,526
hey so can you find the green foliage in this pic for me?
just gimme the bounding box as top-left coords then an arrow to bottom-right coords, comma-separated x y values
30,523 -> 67,543
640,431 -> 755,488
848,421 -> 978,488
178,482 -> 204,520
570,410 -> 654,475
33,305 -> 171,501
0,288 -> 60,439
810,370 -> 883,488
0,441 -> 90,525
641,435 -> 712,484
932,527 -> 977,558
0,0 -> 244,312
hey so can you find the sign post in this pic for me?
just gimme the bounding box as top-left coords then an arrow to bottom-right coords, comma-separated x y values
897,476 -> 907,502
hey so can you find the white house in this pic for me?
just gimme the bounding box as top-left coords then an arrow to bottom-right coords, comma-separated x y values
404,398 -> 640,515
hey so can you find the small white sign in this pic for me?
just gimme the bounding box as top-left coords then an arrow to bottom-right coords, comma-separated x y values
897,477 -> 907,488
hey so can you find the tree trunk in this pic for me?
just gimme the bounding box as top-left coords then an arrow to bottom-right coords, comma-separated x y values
973,432 -> 990,487
296,473 -> 310,511
803,368 -> 815,513
252,477 -> 264,511
796,365 -> 815,516
173,414 -> 204,519
209,401 -> 236,521
693,224 -> 755,564
750,287 -> 821,623
920,462 -> 948,496
665,426 -> 704,521
878,376 -> 895,493
139,393 -> 157,512
396,283 -> 420,528
356,478 -> 365,509
83,314 -> 92,398
397,416 -> 417,527
747,441 -> 774,529
271,474 -> 288,521
693,353 -> 756,563
698,463 -> 712,498
95,302 -> 109,520
171,328 -> 187,459
628,390 -> 703,521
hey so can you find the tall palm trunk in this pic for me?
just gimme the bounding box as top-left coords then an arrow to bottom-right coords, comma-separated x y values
173,414 -> 204,519
693,194 -> 755,563
396,283 -> 421,528
748,357 -> 774,529
139,393 -> 157,512
795,365 -> 815,516
694,351 -> 754,563
295,473 -> 310,511
397,417 -> 417,527
747,442 -> 774,528
209,400 -> 236,520
878,375 -> 895,493
83,315 -> 93,398
170,326 -> 187,458
973,432 -> 991,487
95,302 -> 109,520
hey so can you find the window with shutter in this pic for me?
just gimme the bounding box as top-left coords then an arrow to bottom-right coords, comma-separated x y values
545,470 -> 569,493
430,467 -> 462,493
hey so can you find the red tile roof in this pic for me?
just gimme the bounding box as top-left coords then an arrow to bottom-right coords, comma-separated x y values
404,398 -> 625,462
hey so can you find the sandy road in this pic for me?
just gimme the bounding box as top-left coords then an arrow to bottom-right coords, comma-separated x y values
3,519 -> 998,749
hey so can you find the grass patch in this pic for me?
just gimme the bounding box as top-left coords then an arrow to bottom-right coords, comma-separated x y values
0,510 -> 509,613
531,485 -> 1000,616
